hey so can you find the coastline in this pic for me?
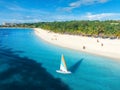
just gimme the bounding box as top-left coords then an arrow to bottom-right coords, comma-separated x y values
0,27 -> 31,29
34,28 -> 120,60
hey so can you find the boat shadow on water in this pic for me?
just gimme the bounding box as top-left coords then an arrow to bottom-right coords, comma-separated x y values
69,58 -> 84,73
0,46 -> 70,90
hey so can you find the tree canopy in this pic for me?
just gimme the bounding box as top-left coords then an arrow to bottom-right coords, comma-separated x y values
1,20 -> 120,38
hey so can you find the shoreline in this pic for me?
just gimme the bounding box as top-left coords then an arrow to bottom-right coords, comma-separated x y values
34,28 -> 120,60
0,27 -> 31,29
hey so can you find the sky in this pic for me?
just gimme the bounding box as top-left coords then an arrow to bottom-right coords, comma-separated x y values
0,0 -> 120,24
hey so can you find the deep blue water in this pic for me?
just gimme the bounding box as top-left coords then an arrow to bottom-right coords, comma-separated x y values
0,28 -> 120,90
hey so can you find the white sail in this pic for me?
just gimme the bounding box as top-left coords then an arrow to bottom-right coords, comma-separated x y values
60,54 -> 67,72
56,54 -> 71,74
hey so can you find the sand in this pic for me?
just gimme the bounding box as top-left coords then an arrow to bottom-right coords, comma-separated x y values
34,28 -> 120,60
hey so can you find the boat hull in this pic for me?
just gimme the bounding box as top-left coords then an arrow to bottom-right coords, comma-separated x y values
56,70 -> 71,74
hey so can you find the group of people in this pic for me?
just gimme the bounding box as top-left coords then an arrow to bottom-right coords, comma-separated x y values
82,39 -> 104,50
97,39 -> 103,46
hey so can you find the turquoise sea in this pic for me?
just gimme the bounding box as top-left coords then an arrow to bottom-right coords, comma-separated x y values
0,28 -> 120,90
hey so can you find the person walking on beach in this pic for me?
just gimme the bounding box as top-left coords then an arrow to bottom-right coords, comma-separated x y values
97,39 -> 99,43
83,46 -> 86,49
101,43 -> 103,46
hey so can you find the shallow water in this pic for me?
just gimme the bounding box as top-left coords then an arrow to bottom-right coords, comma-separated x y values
0,28 -> 120,90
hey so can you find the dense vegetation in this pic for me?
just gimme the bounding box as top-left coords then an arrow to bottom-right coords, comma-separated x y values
1,20 -> 120,38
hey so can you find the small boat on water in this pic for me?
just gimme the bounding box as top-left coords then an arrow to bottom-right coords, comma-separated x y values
56,54 -> 71,74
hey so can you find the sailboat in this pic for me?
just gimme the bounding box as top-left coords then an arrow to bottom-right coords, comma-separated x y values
56,54 -> 71,74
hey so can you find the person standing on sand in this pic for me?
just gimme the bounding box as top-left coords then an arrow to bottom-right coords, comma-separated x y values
83,46 -> 86,49
97,39 -> 99,43
101,43 -> 103,46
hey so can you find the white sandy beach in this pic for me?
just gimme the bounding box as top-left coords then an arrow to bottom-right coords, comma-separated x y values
34,28 -> 120,60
